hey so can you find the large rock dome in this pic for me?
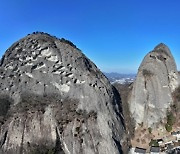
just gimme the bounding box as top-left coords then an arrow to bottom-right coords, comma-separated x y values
0,32 -> 125,154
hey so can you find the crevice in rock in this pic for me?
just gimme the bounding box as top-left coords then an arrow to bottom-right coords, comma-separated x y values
149,55 -> 156,59
19,115 -> 27,154
0,55 -> 5,67
112,137 -> 123,154
0,131 -> 8,148
55,127 -> 65,154
164,61 -> 172,94
112,86 -> 125,129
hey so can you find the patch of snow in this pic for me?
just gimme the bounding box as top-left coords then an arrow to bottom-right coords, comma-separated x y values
76,79 -> 81,84
148,103 -> 155,108
53,71 -> 61,75
26,56 -> 33,61
76,79 -> 85,84
163,85 -> 168,88
41,48 -> 52,57
61,84 -> 70,93
25,72 -> 34,78
32,51 -> 36,55
36,44 -> 41,49
66,81 -> 71,85
19,58 -> 23,62
14,69 -> 19,73
6,66 -> 13,69
37,55 -> 42,58
66,73 -> 74,78
81,80 -> 85,84
61,71 -> 66,75
59,66 -> 65,70
26,62 -> 33,66
52,82 -> 70,93
34,64 -> 46,70
47,55 -> 58,62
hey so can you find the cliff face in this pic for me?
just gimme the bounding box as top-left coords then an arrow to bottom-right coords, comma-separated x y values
129,43 -> 180,128
0,33 -> 125,154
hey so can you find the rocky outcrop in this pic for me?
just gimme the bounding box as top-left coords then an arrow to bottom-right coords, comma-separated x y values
129,43 -> 180,128
0,32 -> 125,154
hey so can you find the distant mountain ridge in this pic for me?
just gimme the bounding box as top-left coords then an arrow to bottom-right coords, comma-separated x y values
104,72 -> 136,84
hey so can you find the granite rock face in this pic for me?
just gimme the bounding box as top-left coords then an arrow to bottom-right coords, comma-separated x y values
0,33 -> 125,154
129,43 -> 180,128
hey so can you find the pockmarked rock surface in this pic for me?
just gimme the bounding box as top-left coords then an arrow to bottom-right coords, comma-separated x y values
129,43 -> 180,128
0,32 -> 125,154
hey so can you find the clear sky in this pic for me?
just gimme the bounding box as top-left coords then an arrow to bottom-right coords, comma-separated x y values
0,0 -> 180,73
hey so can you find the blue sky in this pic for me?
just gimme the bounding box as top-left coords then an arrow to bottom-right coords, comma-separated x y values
0,0 -> 180,73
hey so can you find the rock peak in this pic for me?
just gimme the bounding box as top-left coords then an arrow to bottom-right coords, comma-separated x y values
153,43 -> 171,57
154,42 -> 167,49
27,31 -> 80,50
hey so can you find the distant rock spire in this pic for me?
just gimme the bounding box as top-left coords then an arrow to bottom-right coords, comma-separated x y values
129,43 -> 179,128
